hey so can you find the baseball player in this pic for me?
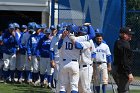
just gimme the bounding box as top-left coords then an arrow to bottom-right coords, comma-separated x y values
40,24 -> 47,36
74,26 -> 96,93
17,25 -> 28,83
48,25 -> 57,88
50,24 -> 64,92
92,34 -> 112,93
0,32 -> 4,80
58,24 -> 80,93
21,22 -> 36,84
36,29 -> 51,87
13,23 -> 22,79
2,23 -> 18,83
27,24 -> 42,84
58,24 -> 95,93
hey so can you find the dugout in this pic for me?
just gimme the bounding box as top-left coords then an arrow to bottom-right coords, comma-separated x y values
0,0 -> 50,30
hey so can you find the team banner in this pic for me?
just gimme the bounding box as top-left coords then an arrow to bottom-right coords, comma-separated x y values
58,0 -> 121,52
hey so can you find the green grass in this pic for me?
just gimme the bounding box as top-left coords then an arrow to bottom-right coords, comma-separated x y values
0,83 -> 52,93
0,82 -> 140,93
107,90 -> 140,93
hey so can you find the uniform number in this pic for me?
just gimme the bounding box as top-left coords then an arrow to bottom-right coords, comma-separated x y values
65,42 -> 73,50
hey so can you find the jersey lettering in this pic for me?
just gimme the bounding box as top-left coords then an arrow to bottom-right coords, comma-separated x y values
65,42 -> 73,50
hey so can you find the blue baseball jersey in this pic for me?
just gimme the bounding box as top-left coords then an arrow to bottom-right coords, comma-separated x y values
36,35 -> 51,58
2,31 -> 18,54
27,33 -> 41,56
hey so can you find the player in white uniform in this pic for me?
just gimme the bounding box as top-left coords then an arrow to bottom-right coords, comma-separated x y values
74,26 -> 96,93
58,24 -> 95,93
93,34 -> 112,93
50,24 -> 63,92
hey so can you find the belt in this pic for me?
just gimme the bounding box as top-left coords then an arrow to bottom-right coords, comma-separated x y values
63,59 -> 77,61
79,64 -> 92,68
93,62 -> 106,64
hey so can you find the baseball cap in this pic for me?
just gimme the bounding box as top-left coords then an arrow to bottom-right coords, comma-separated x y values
21,25 -> 27,29
120,27 -> 134,35
8,23 -> 15,29
44,29 -> 51,34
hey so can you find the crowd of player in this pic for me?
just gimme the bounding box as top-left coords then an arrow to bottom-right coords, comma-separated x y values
0,22 -> 112,93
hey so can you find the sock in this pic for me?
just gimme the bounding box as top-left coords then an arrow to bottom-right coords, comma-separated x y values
71,90 -> 78,93
48,75 -> 52,84
59,91 -> 66,93
18,71 -> 23,80
33,72 -> 39,82
102,84 -> 106,93
10,70 -> 15,81
95,86 -> 100,93
44,72 -> 48,80
26,71 -> 32,81
40,74 -> 45,83
3,70 -> 8,80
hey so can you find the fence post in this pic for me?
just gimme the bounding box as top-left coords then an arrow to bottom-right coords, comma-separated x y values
51,0 -> 55,25
122,0 -> 126,27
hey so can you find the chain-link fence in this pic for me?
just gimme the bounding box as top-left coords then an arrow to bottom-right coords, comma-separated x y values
125,0 -> 140,86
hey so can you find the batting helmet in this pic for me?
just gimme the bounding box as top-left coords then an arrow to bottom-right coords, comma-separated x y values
66,24 -> 78,34
78,26 -> 88,34
8,23 -> 15,29
41,24 -> 47,29
44,29 -> 51,34
21,25 -> 27,29
13,23 -> 20,28
50,25 -> 56,30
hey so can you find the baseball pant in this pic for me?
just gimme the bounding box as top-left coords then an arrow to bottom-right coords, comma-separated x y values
59,60 -> 79,92
17,54 -> 26,71
93,63 -> 108,86
40,57 -> 50,75
78,64 -> 93,93
3,53 -> 16,71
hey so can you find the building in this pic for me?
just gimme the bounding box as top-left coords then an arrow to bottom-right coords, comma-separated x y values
0,0 -> 53,30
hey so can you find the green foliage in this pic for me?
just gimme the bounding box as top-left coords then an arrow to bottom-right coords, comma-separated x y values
127,0 -> 140,10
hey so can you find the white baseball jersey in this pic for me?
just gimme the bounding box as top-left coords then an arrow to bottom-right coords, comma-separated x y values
59,35 -> 90,61
94,43 -> 111,62
70,34 -> 89,42
50,34 -> 62,60
59,36 -> 80,62
79,40 -> 96,64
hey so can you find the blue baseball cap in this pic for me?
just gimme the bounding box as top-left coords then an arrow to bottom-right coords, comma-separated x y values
78,26 -> 88,34
21,25 -> 27,29
13,23 -> 20,28
8,23 -> 15,29
66,24 -> 78,33
35,24 -> 41,31
41,24 -> 47,29
50,25 -> 56,30
44,29 -> 51,34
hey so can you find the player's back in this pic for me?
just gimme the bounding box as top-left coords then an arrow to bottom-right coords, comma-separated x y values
59,36 -> 80,63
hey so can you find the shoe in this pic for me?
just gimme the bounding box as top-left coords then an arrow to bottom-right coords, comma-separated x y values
10,79 -> 16,84
34,80 -> 40,86
17,78 -> 23,84
40,83 -> 45,88
44,80 -> 48,87
27,79 -> 33,85
47,83 -> 52,89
